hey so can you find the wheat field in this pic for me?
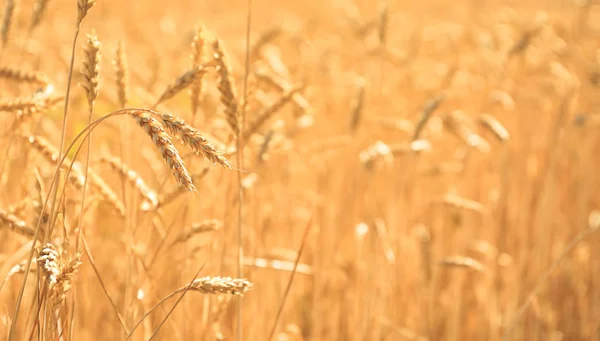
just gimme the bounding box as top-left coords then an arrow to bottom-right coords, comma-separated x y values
0,0 -> 599,340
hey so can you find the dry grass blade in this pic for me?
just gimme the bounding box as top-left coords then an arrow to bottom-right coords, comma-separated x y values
349,76 -> 365,132
478,113 -> 510,142
157,112 -> 232,168
129,110 -> 196,192
439,256 -> 487,274
412,93 -> 445,141
441,192 -> 486,213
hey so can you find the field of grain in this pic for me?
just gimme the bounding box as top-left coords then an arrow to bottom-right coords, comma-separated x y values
0,0 -> 599,340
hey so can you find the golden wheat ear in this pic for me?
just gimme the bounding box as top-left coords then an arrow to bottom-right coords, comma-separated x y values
129,109 -> 196,192
156,112 -> 232,169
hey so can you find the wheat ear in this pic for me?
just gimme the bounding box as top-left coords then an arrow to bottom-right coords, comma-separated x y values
0,65 -> 50,85
113,40 -> 129,108
0,209 -> 35,237
212,38 -> 239,134
76,0 -> 95,25
190,24 -> 206,117
157,112 -> 232,168
129,110 -> 195,192
154,65 -> 207,108
176,276 -> 253,296
1,0 -> 16,47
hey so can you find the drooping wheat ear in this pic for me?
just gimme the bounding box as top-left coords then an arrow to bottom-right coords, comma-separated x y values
412,93 -> 445,141
154,65 -> 207,108
157,112 -> 232,169
478,114 -> 510,142
98,155 -> 159,211
0,209 -> 35,237
0,65 -> 50,85
170,219 -> 222,246
81,31 -> 101,111
1,0 -> 16,47
190,24 -> 206,116
76,0 -> 95,25
243,86 -> 303,142
37,244 -> 60,288
176,276 -> 252,296
113,40 -> 129,108
30,0 -> 49,31
212,38 -> 239,135
130,110 -> 195,192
